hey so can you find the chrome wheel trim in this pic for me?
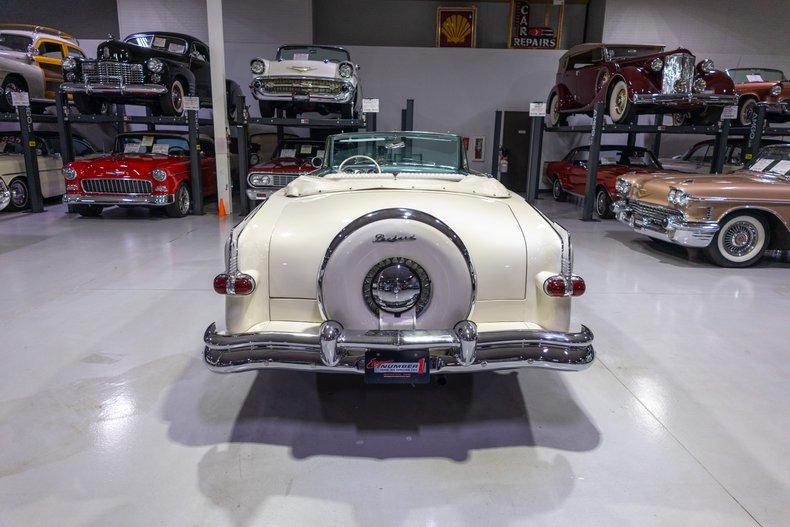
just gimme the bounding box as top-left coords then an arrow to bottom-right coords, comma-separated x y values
717,216 -> 765,262
596,190 -> 608,216
549,95 -> 560,127
9,180 -> 28,208
739,99 -> 756,126
177,185 -> 190,215
609,81 -> 627,121
363,257 -> 431,316
4,81 -> 20,106
171,81 -> 184,113
552,178 -> 562,199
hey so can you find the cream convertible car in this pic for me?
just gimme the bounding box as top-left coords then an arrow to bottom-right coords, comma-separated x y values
204,132 -> 594,383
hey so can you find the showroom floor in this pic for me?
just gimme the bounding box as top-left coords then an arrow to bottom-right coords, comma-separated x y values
0,198 -> 788,527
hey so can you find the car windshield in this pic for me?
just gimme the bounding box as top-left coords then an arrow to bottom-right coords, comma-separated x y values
277,140 -> 324,160
277,46 -> 349,63
115,135 -> 190,156
326,133 -> 464,174
605,45 -> 664,60
726,68 -> 785,83
0,33 -> 32,52
747,146 -> 790,178
125,33 -> 188,55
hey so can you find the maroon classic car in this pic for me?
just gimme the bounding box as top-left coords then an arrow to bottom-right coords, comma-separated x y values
246,137 -> 322,201
726,68 -> 790,126
63,131 -> 216,217
547,145 -> 663,219
547,43 -> 737,126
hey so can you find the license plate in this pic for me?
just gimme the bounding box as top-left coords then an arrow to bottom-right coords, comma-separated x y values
364,349 -> 429,384
293,93 -> 310,102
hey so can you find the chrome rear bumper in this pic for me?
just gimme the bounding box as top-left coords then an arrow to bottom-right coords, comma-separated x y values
614,200 -> 719,247
63,194 -> 174,206
633,92 -> 737,106
204,320 -> 595,374
61,82 -> 167,97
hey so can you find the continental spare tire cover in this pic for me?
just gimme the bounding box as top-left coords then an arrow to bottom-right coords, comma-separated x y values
319,208 -> 475,330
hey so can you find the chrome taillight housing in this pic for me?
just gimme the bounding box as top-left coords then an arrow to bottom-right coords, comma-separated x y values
543,275 -> 586,297
213,273 -> 256,295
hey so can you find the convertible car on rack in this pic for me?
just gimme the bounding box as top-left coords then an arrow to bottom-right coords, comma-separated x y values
726,68 -> 790,126
547,145 -> 663,219
250,45 -> 361,118
60,31 -> 242,117
204,131 -> 594,383
547,43 -> 736,126
62,131 -> 217,217
614,144 -> 790,267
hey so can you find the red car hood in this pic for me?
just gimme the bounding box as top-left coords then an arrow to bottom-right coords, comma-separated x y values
70,154 -> 187,178
249,157 -> 315,174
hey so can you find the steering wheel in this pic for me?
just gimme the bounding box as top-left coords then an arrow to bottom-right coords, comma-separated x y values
338,155 -> 382,174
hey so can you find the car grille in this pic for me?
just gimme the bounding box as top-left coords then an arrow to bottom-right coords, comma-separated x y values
82,61 -> 145,86
270,174 -> 300,187
630,200 -> 682,225
262,77 -> 343,95
661,53 -> 695,95
82,178 -> 152,194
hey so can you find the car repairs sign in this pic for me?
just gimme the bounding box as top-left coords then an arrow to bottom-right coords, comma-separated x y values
508,1 -> 563,49
364,349 -> 430,384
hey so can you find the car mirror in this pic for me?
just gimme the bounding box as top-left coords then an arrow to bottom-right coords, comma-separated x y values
26,44 -> 39,61
311,156 -> 323,168
249,153 -> 260,165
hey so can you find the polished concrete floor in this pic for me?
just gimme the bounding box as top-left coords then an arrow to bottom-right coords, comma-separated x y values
1,197 -> 788,527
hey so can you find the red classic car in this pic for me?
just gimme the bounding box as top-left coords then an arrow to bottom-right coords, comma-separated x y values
246,137 -> 323,201
547,43 -> 737,126
547,145 -> 663,219
62,131 -> 216,217
726,68 -> 790,126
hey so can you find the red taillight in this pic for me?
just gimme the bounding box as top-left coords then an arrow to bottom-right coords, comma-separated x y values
544,276 -> 568,297
213,273 -> 229,294
543,275 -> 586,297
570,275 -> 586,296
213,272 -> 255,295
233,274 -> 255,295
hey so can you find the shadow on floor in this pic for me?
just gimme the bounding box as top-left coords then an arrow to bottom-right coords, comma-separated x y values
164,364 -> 600,461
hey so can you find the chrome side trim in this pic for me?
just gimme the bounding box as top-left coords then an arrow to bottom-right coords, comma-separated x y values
316,208 -> 477,322
203,322 -> 594,374
530,206 -> 572,279
224,201 -> 265,276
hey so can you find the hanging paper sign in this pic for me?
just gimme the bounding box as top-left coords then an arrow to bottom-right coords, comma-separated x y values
362,98 -> 380,113
124,142 -> 141,154
141,135 -> 155,147
745,74 -> 764,82
293,53 -> 310,61
151,143 -> 170,155
183,96 -> 200,111
280,148 -> 297,158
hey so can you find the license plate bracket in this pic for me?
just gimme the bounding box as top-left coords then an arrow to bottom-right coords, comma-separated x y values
364,349 -> 430,384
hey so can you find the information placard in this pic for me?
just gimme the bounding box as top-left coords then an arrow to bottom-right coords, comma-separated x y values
721,105 -> 738,120
11,91 -> 29,107
183,96 -> 200,112
529,102 -> 547,117
362,98 -> 380,113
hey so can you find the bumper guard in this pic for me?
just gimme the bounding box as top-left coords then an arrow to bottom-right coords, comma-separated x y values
614,200 -> 719,247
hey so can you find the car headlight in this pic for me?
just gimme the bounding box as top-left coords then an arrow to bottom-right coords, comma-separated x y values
668,188 -> 690,206
62,57 -> 77,71
699,58 -> 715,73
152,168 -> 167,181
770,84 -> 782,96
616,178 -> 632,195
249,173 -> 273,187
62,167 -> 77,180
668,188 -> 678,204
693,78 -> 707,93
146,57 -> 164,73
250,59 -> 265,75
649,58 -> 663,72
338,62 -> 354,78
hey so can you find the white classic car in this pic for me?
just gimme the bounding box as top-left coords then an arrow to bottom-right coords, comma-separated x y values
249,45 -> 360,119
204,131 -> 594,382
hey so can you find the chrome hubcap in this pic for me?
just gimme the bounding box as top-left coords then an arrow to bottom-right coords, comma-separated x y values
178,187 -> 189,214
553,180 -> 561,197
596,192 -> 607,214
363,257 -> 431,316
742,102 -> 755,125
5,82 -> 19,105
9,181 -> 27,207
172,83 -> 183,112
722,221 -> 758,257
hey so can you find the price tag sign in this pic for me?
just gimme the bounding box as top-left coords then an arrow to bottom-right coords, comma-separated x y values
152,143 -> 170,155
746,74 -> 764,82
124,142 -> 140,154
299,144 -> 313,154
141,135 -> 155,147
772,160 -> 790,174
749,158 -> 773,172
362,98 -> 379,113
530,102 -> 547,117
294,53 -> 310,61
183,96 -> 200,112
721,105 -> 738,120
11,91 -> 30,107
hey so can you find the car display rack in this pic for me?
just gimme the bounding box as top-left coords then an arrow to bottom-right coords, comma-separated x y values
0,108 -> 61,213
52,91 -> 215,215
528,101 -> 790,220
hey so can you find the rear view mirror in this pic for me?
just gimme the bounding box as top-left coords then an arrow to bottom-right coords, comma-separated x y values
26,44 -> 39,61
311,156 -> 323,168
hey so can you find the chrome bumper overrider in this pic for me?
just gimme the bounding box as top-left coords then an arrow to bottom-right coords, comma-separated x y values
764,101 -> 790,115
203,321 -> 595,374
633,93 -> 738,106
60,82 -> 167,97
63,194 -> 175,206
614,201 -> 719,247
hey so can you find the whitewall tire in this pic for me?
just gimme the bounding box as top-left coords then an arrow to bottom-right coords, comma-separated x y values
608,80 -> 635,124
706,213 -> 768,267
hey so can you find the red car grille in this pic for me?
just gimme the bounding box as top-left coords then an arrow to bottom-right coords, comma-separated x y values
82,178 -> 152,194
